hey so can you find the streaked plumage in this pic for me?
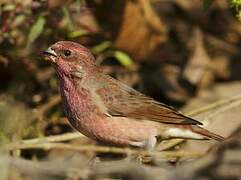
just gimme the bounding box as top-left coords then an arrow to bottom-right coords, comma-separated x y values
43,41 -> 224,149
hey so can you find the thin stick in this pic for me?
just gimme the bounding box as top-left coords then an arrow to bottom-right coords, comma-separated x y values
4,142 -> 203,159
186,94 -> 241,117
204,100 -> 241,122
17,132 -> 84,145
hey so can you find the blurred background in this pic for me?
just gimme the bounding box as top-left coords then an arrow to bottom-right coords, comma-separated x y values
0,0 -> 241,179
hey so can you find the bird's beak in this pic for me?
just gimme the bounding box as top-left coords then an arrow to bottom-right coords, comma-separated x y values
43,47 -> 57,63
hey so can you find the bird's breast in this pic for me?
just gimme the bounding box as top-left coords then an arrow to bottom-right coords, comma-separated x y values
59,76 -> 106,137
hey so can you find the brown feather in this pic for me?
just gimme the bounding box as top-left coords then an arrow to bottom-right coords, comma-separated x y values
95,75 -> 202,125
190,125 -> 224,141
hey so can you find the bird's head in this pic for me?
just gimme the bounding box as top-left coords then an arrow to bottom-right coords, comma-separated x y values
43,41 -> 96,78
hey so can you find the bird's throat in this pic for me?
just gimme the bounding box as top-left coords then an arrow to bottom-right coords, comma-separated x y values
59,74 -> 92,120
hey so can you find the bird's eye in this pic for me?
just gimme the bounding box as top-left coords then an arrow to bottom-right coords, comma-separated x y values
64,50 -> 71,57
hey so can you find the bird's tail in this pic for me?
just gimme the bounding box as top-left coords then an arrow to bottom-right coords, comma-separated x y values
190,125 -> 224,141
164,125 -> 224,141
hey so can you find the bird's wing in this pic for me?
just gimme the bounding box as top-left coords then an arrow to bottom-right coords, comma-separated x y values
95,75 -> 202,125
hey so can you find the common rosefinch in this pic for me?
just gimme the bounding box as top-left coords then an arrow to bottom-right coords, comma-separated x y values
43,41 -> 224,149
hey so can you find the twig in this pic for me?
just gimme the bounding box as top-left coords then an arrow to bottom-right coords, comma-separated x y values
10,156 -> 90,179
185,93 -> 241,117
4,142 -> 203,160
14,132 -> 84,145
204,100 -> 241,122
157,139 -> 184,151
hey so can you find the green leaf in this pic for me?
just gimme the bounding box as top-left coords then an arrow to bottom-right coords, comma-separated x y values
236,11 -> 241,21
2,4 -> 15,11
203,0 -> 214,10
27,16 -> 46,47
13,15 -> 26,27
68,30 -> 88,38
62,6 -> 73,30
231,0 -> 241,7
91,41 -> 112,54
112,51 -> 133,68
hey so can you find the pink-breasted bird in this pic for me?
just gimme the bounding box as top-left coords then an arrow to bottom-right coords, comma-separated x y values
43,41 -> 224,149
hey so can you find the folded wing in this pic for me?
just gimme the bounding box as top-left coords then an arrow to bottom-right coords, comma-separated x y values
95,75 -> 202,125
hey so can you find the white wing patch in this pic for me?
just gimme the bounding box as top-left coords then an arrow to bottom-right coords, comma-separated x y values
166,128 -> 204,139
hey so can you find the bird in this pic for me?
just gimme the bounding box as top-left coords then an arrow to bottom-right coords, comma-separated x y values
43,41 -> 224,149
